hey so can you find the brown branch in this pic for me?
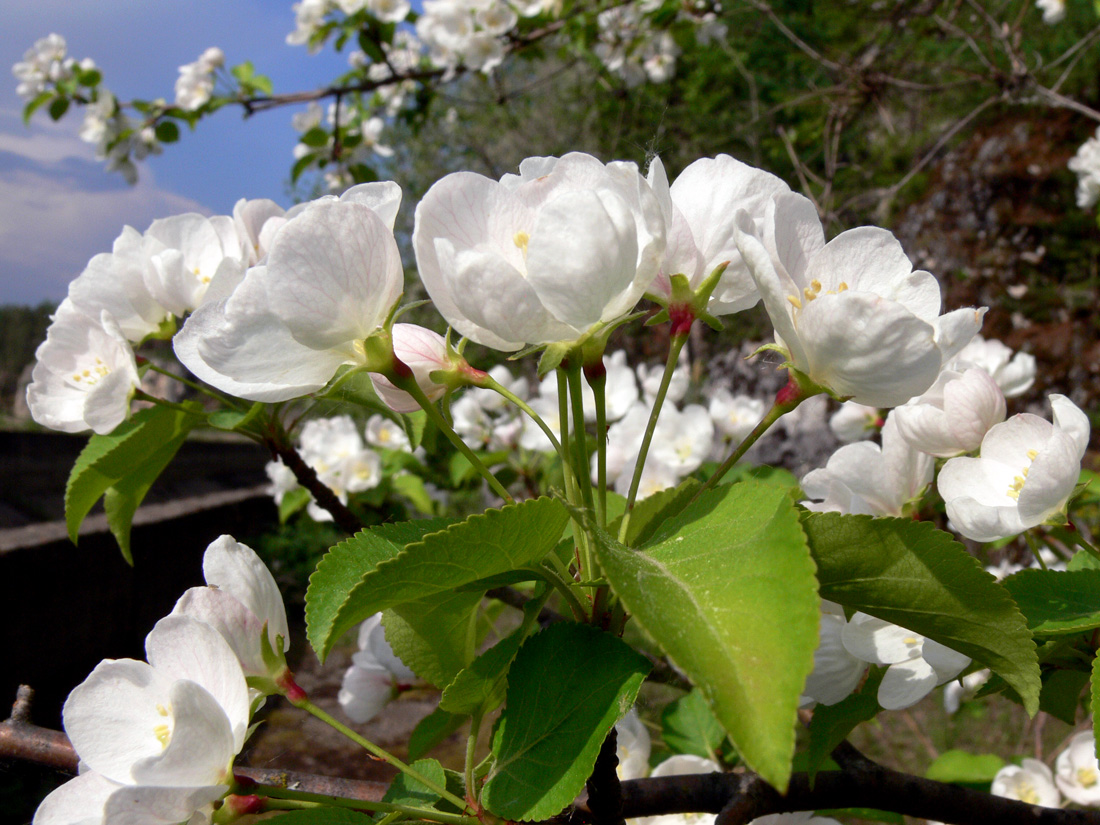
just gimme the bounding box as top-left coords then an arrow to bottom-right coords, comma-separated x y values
265,435 -> 364,536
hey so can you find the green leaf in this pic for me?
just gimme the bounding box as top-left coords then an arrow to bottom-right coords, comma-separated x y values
306,519 -> 453,659
291,152 -> 314,183
391,473 -> 436,515
591,481 -> 818,792
278,486 -> 312,523
805,671 -> 883,784
76,67 -> 102,87
103,429 -> 191,564
1068,550 -> 1100,571
300,126 -> 331,147
230,61 -> 255,83
65,404 -> 203,546
251,74 -> 273,95
1041,668 -> 1090,725
382,757 -> 445,809
207,402 -> 263,432
610,478 -> 701,547
403,410 -> 428,450
1093,653 -> 1100,749
439,595 -> 544,716
307,498 -> 568,660
802,512 -> 1040,715
408,707 -> 464,761
660,690 -> 725,760
482,623 -> 651,820
48,96 -> 70,120
1003,569 -> 1100,637
23,91 -> 53,124
383,591 -> 483,687
925,749 -> 1005,785
152,120 -> 179,143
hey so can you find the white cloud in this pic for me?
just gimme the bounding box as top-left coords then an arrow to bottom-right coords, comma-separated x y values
0,116 -> 208,305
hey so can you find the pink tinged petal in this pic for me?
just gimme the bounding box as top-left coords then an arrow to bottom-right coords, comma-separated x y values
103,783 -> 228,825
804,227 -> 940,320
63,659 -> 175,784
842,614 -> 923,666
646,157 -> 702,294
933,307 -> 987,364
878,657 -> 938,710
339,181 -> 403,230
145,616 -> 250,750
525,188 -> 640,329
263,201 -> 403,350
369,323 -> 450,413
172,588 -> 266,677
34,770 -> 117,825
733,211 -> 808,370
448,245 -> 579,346
1051,394 -> 1091,460
129,680 -> 235,787
202,535 -> 290,652
338,663 -> 396,723
797,293 -> 942,407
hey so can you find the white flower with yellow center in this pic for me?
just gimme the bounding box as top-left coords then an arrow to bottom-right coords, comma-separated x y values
26,302 -> 141,435
614,708 -> 651,781
991,759 -> 1060,807
938,395 -> 1089,542
733,193 -> 984,408
1056,731 -> 1100,805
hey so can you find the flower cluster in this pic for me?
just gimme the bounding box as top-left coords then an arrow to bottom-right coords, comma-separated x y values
35,536 -> 291,825
11,34 -> 94,100
175,47 -> 225,111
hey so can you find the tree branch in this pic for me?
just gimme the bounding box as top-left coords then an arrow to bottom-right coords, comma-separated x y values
265,435 -> 364,537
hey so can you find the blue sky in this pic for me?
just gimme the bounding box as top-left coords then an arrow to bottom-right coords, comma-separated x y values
1,0 -> 350,306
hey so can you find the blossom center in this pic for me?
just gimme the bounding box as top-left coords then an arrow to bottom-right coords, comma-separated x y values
513,231 -> 530,258
1017,782 -> 1039,804
1078,766 -> 1099,788
786,279 -> 849,310
70,357 -> 111,386
1006,449 -> 1039,501
153,702 -> 172,749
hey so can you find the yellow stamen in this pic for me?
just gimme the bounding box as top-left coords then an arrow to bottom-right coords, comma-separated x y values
837,282 -> 849,292
1027,449 -> 1038,460
1079,767 -> 1098,788
903,636 -> 919,645
787,294 -> 802,309
1018,784 -> 1039,805
513,231 -> 530,255
153,724 -> 171,748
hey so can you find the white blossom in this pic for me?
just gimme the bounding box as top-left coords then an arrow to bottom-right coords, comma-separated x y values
1055,731 -> 1100,805
992,759 -> 1061,807
1069,128 -> 1100,209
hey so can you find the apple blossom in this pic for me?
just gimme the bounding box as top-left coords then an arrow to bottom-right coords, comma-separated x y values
34,769 -> 229,825
1055,731 -> 1100,805
171,535 -> 290,681
614,708 -> 651,781
175,47 -> 224,111
62,614 -> 249,790
938,394 -> 1090,541
413,152 -> 666,350
943,669 -> 989,714
26,302 -> 142,435
893,367 -> 1006,458
141,213 -> 247,318
339,613 -> 418,723
802,413 -> 933,517
949,334 -> 1037,398
801,602 -> 866,708
649,404 -> 714,477
992,759 -> 1061,807
365,413 -> 412,451
1070,128 -> 1100,209
841,613 -> 970,710
1037,0 -> 1066,24
645,155 -> 790,314
174,186 -> 404,401
708,389 -> 767,447
828,401 -> 881,443
733,193 -> 985,407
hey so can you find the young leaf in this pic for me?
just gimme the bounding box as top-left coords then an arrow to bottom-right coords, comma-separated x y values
802,511 -> 1040,715
481,623 -> 651,821
1002,569 -> 1100,637
382,591 -> 483,687
408,707 -> 464,761
306,519 -> 454,659
65,404 -> 203,545
307,498 -> 568,661
590,481 -> 818,792
278,486 -> 312,523
382,757 -> 446,809
660,690 -> 725,760
925,749 -> 1005,786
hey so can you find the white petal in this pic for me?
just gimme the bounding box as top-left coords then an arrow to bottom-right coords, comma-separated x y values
202,536 -> 289,651
878,657 -> 938,710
